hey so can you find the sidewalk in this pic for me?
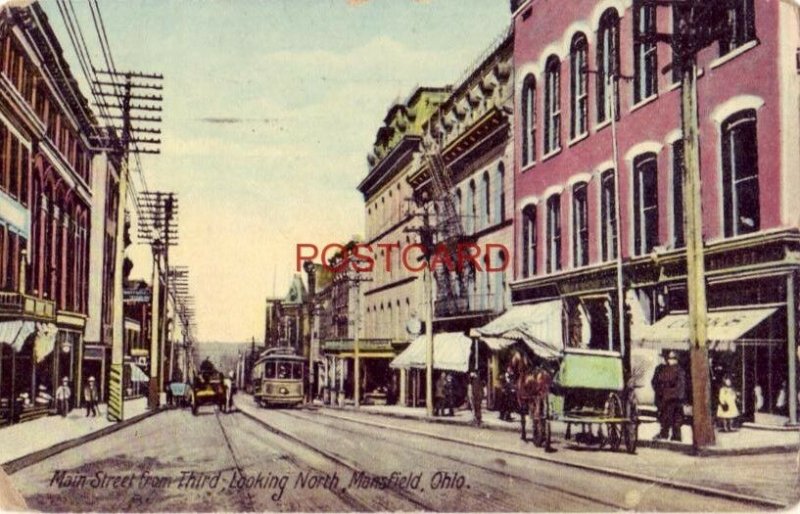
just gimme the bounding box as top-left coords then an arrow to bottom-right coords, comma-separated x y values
315,402 -> 800,456
1,397 -> 163,472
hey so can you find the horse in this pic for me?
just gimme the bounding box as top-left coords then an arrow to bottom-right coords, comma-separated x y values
513,353 -> 554,447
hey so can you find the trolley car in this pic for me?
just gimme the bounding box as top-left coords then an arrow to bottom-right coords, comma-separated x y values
251,347 -> 305,408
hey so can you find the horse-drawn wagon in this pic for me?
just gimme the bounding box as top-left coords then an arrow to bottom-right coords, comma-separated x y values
526,348 -> 638,453
189,358 -> 229,415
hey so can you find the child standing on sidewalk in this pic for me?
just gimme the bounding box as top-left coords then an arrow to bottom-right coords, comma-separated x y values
717,376 -> 739,432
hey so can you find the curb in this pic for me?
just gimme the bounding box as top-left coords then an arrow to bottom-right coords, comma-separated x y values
2,406 -> 166,475
319,405 -> 799,457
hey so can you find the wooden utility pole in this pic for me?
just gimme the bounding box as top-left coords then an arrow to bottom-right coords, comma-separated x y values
680,46 -> 715,448
643,0 -> 731,448
94,69 -> 163,420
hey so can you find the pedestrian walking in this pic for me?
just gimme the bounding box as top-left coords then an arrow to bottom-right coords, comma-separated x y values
468,372 -> 483,426
651,351 -> 686,441
717,376 -> 739,432
55,377 -> 71,417
443,373 -> 455,416
434,373 -> 446,416
83,376 -> 99,417
224,371 -> 234,412
502,364 -> 517,422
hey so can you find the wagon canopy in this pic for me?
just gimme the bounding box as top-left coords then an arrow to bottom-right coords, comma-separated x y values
390,332 -> 472,372
469,300 -> 562,359
555,349 -> 624,391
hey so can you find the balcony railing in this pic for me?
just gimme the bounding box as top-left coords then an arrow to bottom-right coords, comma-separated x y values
0,291 -> 56,321
434,293 -> 502,318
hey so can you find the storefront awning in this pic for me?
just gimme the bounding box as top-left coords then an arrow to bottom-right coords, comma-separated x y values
128,363 -> 149,383
480,337 -> 516,352
0,321 -> 36,351
470,301 -> 563,359
632,307 -> 778,349
390,332 -> 472,372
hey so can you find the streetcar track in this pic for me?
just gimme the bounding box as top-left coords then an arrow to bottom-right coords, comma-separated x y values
216,408 -> 373,512
235,407 -> 437,511
214,408 -> 257,512
302,406 -> 790,510
278,408 -> 627,511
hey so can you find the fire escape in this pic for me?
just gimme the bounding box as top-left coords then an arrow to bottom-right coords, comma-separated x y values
418,131 -> 472,319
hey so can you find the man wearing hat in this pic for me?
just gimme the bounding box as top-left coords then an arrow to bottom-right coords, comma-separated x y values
55,377 -> 71,417
651,351 -> 686,441
83,376 -> 99,417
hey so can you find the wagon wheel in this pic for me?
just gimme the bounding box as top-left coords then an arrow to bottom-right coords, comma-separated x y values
604,392 -> 623,451
623,394 -> 639,454
531,395 -> 548,448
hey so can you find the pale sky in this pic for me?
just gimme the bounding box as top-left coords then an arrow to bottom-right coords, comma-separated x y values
42,0 -> 510,343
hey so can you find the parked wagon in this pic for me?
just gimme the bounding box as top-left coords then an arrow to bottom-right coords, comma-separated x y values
533,349 -> 638,453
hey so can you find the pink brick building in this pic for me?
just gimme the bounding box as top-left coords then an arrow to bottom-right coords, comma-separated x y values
509,0 -> 800,425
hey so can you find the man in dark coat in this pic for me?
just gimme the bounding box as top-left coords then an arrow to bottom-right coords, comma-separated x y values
652,351 -> 686,441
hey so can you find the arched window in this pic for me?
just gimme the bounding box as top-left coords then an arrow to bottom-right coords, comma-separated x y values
546,195 -> 562,273
455,188 -> 462,220
671,140 -> 685,248
633,153 -> 659,255
522,205 -> 537,278
597,9 -> 620,123
469,180 -> 477,234
570,33 -> 589,139
495,163 -> 505,224
721,109 -> 759,237
572,182 -> 589,267
521,75 -> 536,166
544,56 -> 561,154
634,1 -> 657,103
600,170 -> 618,261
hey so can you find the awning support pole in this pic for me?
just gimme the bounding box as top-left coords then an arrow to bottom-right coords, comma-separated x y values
787,272 -> 797,425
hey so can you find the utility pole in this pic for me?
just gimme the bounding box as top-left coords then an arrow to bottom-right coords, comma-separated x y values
405,205 -> 436,416
94,69 -> 163,420
346,262 -> 372,408
642,0 -> 732,448
139,191 -> 177,408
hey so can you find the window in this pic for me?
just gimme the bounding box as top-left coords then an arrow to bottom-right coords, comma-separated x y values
573,183 -> 589,267
634,2 -> 657,103
8,137 -> 17,198
522,205 -> 537,278
633,153 -> 659,255
495,163 -> 505,224
546,195 -> 561,272
722,110 -> 759,237
521,75 -> 536,166
482,171 -> 490,229
570,34 -> 589,140
464,183 -> 473,234
597,9 -> 620,123
468,180 -> 476,234
544,56 -> 561,154
671,140 -> 685,248
720,0 -> 756,56
601,170 -> 618,261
